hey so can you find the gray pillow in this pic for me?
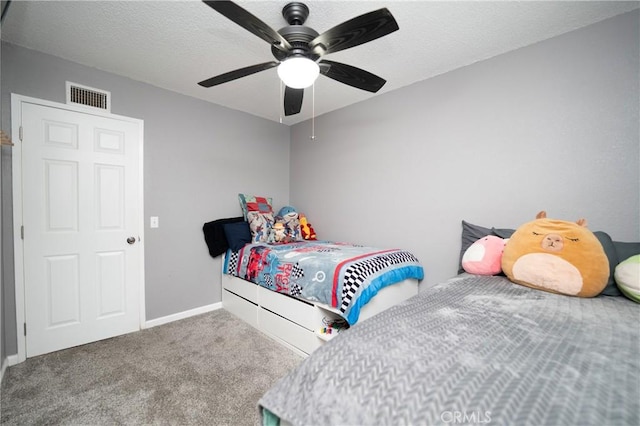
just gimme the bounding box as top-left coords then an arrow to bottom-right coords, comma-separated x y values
614,241 -> 640,265
593,231 -> 621,296
492,227 -> 516,239
592,237 -> 640,297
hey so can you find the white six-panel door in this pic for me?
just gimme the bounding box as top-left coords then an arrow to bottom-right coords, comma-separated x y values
18,99 -> 143,358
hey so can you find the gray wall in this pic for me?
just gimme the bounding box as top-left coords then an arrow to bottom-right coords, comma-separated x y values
1,9 -> 638,359
1,42 -> 290,355
290,10 -> 640,287
0,14 -> 4,371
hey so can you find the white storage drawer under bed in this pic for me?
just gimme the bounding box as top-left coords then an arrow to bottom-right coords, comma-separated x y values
222,273 -> 258,303
222,288 -> 258,329
258,308 -> 322,354
258,286 -> 318,331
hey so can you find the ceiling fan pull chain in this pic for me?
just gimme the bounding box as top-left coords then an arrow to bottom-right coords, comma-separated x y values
279,80 -> 284,124
311,82 -> 316,140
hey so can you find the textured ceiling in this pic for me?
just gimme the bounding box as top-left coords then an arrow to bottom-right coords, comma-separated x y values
2,1 -> 638,125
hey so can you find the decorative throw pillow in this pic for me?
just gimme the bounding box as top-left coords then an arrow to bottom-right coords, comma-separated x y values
614,255 -> 640,303
501,211 -> 609,298
238,194 -> 273,220
222,221 -> 252,251
462,235 -> 507,275
247,211 -> 274,243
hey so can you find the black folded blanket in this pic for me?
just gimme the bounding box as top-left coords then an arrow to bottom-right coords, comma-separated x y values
202,216 -> 245,258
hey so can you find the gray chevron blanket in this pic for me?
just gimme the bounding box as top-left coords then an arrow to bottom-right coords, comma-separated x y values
259,274 -> 640,426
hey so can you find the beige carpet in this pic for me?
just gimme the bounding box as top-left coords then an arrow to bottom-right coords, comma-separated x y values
0,309 -> 303,425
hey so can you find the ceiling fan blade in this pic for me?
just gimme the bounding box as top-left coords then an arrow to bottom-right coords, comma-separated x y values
319,60 -> 386,93
284,87 -> 304,116
198,61 -> 279,87
311,8 -> 399,56
202,1 -> 292,52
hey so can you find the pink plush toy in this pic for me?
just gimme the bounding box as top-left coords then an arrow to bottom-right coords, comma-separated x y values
462,235 -> 508,275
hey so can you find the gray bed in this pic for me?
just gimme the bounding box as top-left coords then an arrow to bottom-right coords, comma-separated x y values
259,274 -> 639,425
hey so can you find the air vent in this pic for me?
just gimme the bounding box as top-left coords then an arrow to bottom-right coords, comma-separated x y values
66,82 -> 110,112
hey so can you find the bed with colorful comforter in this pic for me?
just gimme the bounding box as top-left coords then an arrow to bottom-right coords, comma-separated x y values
224,240 -> 424,325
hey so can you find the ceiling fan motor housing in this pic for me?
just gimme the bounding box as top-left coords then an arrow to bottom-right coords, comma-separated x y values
271,3 -> 320,62
272,25 -> 320,61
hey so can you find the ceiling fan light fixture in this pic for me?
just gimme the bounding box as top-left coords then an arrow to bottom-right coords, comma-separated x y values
277,57 -> 319,89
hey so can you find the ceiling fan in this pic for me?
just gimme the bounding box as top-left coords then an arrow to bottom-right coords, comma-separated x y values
198,1 -> 399,116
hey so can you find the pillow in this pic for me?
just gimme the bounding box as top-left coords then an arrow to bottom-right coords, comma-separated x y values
459,221 -> 515,273
614,241 -> 640,265
614,254 -> 640,303
501,211 -> 609,297
223,221 -> 252,251
247,211 -> 274,243
593,231 -> 622,296
492,227 -> 516,239
202,216 -> 245,258
238,194 -> 273,220
462,235 -> 507,275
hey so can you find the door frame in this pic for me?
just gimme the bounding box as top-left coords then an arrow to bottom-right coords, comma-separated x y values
11,94 -> 146,363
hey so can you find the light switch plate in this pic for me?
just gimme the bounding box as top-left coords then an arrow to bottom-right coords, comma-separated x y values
150,216 -> 159,228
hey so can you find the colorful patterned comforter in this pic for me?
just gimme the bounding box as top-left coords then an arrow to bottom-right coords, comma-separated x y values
223,241 -> 424,324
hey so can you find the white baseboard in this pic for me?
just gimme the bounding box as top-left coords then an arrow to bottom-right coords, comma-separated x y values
7,354 -> 19,366
0,358 -> 6,384
1,354 -> 20,383
144,302 -> 222,329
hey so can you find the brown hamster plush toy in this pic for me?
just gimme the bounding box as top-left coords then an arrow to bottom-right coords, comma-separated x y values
502,211 -> 609,297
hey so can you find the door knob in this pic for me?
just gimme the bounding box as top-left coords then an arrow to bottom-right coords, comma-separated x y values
127,237 -> 136,245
